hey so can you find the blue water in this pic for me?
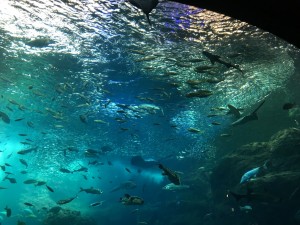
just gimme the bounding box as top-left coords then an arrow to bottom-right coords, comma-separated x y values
0,1 -> 300,225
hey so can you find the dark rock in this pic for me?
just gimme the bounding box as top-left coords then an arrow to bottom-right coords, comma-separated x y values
43,208 -> 96,225
209,128 -> 300,225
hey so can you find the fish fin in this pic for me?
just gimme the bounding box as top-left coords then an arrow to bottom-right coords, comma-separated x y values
252,99 -> 266,114
145,14 -> 151,26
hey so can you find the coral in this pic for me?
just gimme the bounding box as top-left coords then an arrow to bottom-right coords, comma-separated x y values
208,128 -> 300,225
43,208 -> 96,225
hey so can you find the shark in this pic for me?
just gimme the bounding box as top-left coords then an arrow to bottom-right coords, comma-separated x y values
227,104 -> 242,118
110,181 -> 137,192
231,99 -> 266,126
128,0 -> 159,25
202,50 -> 243,73
230,187 -> 280,204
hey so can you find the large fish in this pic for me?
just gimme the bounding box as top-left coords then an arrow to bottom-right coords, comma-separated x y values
158,164 -> 181,185
162,183 -> 190,191
110,181 -> 137,192
202,51 -> 243,73
130,155 -> 158,168
56,195 -> 77,205
231,99 -> 266,126
79,187 -> 103,195
240,160 -> 270,184
128,0 -> 159,25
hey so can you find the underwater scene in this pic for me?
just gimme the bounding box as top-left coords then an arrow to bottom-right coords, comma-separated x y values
1,0 -> 300,225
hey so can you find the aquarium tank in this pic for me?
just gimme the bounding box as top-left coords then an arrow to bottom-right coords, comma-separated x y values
0,1 -> 300,225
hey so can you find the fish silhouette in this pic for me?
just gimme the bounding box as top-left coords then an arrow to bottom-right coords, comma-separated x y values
231,99 -> 266,126
128,0 -> 158,25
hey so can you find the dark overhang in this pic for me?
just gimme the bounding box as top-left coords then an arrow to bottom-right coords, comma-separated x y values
170,0 -> 300,49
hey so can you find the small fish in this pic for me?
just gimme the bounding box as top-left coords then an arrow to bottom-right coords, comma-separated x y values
94,119 -> 109,124
220,133 -> 231,137
17,147 -> 38,155
56,195 -> 77,205
125,168 -> 132,173
59,168 -> 73,173
0,186 -> 7,189
89,201 -> 104,207
188,127 -> 203,133
27,121 -> 34,128
5,206 -> 11,217
20,141 -> 31,145
4,176 -> 17,183
35,181 -> 47,186
240,160 -> 269,184
23,179 -> 37,184
0,111 -> 10,123
46,185 -> 54,192
20,170 -> 28,174
24,202 -> 34,207
18,133 -> 28,136
239,205 -> 252,212
14,118 -> 25,122
185,90 -> 213,98
7,152 -> 13,159
19,159 -> 28,168
79,114 -> 88,123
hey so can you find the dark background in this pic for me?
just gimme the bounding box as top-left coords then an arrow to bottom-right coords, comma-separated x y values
171,0 -> 300,49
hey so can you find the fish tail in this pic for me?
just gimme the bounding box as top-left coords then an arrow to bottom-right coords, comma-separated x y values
146,14 -> 151,26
